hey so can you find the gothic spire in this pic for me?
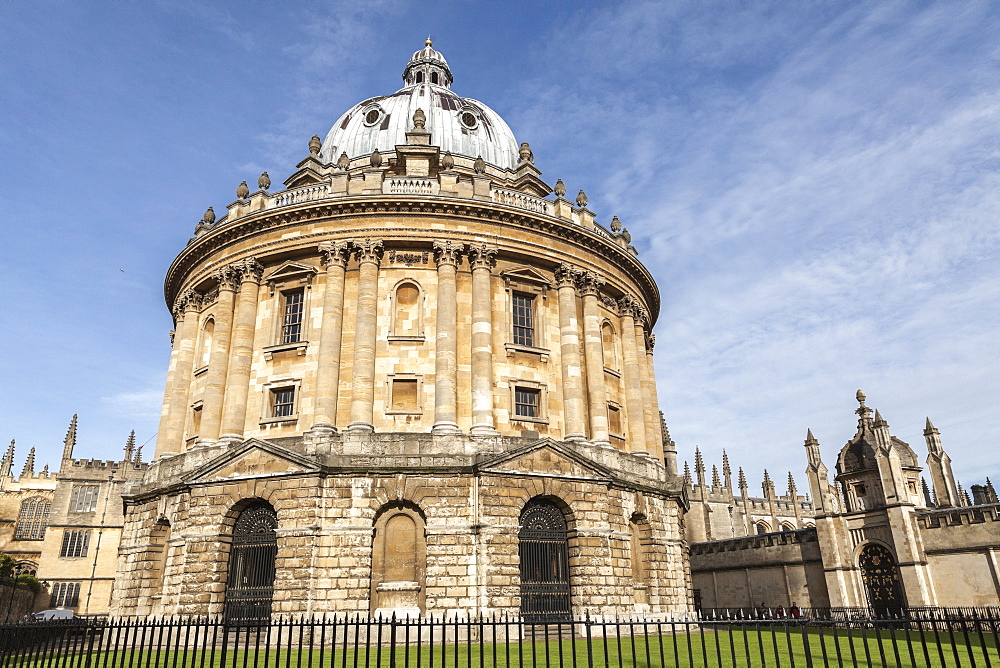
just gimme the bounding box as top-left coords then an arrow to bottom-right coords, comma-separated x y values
63,414 -> 78,461
921,477 -> 933,507
21,447 -> 35,478
987,478 -> 998,504
133,444 -> 143,465
123,430 -> 136,462
0,440 -> 13,479
762,469 -> 775,497
737,466 -> 748,491
787,472 -> 797,496
711,465 -> 721,489
694,447 -> 706,486
683,461 -> 692,486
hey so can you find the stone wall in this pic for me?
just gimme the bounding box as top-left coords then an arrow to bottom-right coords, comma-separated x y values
917,504 -> 1000,606
689,528 -> 829,610
112,434 -> 689,619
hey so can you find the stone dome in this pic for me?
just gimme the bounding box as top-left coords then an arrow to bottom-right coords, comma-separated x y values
320,40 -> 520,171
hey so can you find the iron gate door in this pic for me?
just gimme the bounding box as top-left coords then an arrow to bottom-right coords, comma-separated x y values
859,542 -> 905,617
225,501 -> 278,625
519,500 -> 572,622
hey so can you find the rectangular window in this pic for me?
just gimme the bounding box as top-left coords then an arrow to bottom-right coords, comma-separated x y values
512,294 -> 535,347
608,405 -> 622,434
271,387 -> 296,418
390,379 -> 419,412
69,485 -> 100,513
49,582 -> 81,608
514,387 -> 541,418
281,289 -> 305,343
59,530 -> 91,558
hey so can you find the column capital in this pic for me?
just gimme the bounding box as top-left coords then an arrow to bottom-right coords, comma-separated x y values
575,270 -> 605,297
212,265 -> 240,291
617,295 -> 639,319
645,332 -> 656,352
318,240 -> 351,268
172,289 -> 202,319
233,257 -> 264,284
554,262 -> 580,288
352,238 -> 384,265
432,240 -> 465,267
467,243 -> 498,271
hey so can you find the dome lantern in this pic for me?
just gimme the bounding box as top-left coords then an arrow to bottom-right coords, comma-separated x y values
402,36 -> 453,89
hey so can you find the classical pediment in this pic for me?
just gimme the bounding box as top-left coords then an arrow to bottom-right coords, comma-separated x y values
500,266 -> 550,288
183,439 -> 320,484
265,261 -> 318,284
478,439 -> 612,481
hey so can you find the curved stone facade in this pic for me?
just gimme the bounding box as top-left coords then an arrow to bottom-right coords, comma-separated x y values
112,43 -> 689,619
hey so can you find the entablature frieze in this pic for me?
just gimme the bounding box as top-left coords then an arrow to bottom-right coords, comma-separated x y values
165,196 -> 658,319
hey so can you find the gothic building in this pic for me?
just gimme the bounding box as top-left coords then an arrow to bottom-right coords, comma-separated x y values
687,391 -> 1000,612
109,41 -> 689,621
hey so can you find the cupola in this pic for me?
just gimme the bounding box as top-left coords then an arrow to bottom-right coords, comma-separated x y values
402,37 -> 453,88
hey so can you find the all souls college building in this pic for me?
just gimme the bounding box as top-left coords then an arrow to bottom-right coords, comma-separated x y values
108,41 -> 690,621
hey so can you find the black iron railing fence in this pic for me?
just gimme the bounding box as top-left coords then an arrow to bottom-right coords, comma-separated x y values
1,609 -> 998,668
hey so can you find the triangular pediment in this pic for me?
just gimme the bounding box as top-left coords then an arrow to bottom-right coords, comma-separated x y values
183,439 -> 319,484
265,262 -> 318,282
500,266 -> 550,287
478,439 -> 612,481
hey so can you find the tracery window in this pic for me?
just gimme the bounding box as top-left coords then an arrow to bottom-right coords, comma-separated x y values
59,530 -> 91,558
50,582 -> 80,608
14,497 -> 50,540
69,485 -> 100,512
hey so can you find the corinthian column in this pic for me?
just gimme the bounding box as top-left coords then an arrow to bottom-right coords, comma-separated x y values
619,297 -> 647,454
432,240 -> 464,434
156,290 -> 201,458
347,239 -> 383,432
578,271 -> 610,446
219,258 -> 264,443
200,266 -> 239,443
633,311 -> 663,460
555,264 -> 586,441
311,241 -> 351,432
468,243 -> 498,436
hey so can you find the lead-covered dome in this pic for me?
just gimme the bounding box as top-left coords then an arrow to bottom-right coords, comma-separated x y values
320,39 -> 520,171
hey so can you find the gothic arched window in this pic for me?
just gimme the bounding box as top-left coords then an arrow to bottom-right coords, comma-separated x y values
15,497 -> 50,540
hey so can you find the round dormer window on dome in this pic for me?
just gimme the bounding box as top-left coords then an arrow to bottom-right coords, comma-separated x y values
459,109 -> 479,130
363,105 -> 385,127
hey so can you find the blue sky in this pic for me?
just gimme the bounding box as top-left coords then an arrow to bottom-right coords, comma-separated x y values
1,2 -> 997,494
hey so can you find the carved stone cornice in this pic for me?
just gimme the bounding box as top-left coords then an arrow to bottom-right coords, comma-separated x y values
432,240 -> 465,267
554,262 -> 579,289
352,238 -> 384,265
598,292 -> 619,314
576,270 -> 605,297
318,240 -> 351,268
467,243 -> 498,271
212,265 -> 240,291
164,197 -> 659,324
633,306 -> 650,328
234,257 -> 264,284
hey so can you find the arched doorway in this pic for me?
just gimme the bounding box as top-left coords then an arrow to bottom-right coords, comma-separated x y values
858,543 -> 905,617
225,500 -> 277,624
518,499 -> 571,621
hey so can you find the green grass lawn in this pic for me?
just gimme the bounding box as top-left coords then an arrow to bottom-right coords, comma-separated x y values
4,626 -> 998,668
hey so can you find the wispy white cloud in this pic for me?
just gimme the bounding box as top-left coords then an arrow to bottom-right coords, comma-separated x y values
101,388 -> 164,421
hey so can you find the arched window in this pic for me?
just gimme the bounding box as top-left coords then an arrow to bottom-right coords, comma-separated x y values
431,72 -> 439,85
519,498 -> 572,621
371,502 -> 426,616
629,514 -> 651,608
602,322 -> 618,370
15,497 -> 50,540
198,318 -> 214,368
780,522 -> 796,532
416,72 -> 424,84
755,522 -> 769,535
390,280 -> 423,339
224,500 -> 277,625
